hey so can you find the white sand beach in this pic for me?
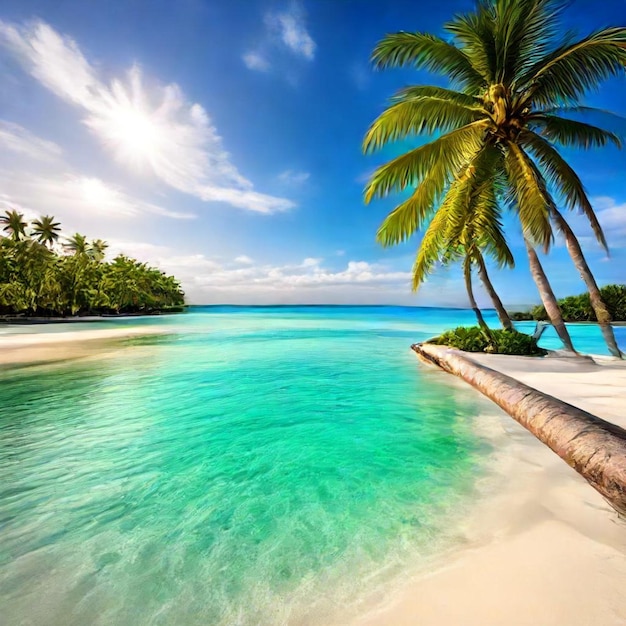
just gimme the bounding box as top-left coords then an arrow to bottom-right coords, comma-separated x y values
0,326 -> 170,366
356,353 -> 626,626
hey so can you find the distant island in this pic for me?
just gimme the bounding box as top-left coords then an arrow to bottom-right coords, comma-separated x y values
0,210 -> 184,318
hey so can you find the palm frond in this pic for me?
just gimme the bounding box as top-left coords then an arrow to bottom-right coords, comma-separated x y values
412,190 -> 461,290
411,142 -> 509,288
528,114 -> 622,148
445,5 -> 497,84
371,32 -> 486,92
376,173 -> 445,247
518,27 -> 626,107
363,96 -> 486,153
364,120 -> 488,203
503,142 -> 554,250
539,105 -> 626,122
519,129 -> 608,250
494,0 -> 567,86
390,85 -> 482,107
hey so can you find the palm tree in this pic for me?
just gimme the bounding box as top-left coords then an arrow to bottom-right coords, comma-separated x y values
0,210 -> 28,242
63,233 -> 89,256
364,0 -> 625,357
88,239 -> 109,262
31,215 -> 62,248
403,161 -> 515,331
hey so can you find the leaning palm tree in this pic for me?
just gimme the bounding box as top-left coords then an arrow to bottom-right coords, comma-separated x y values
31,215 -> 62,248
364,0 -> 626,357
0,210 -> 28,242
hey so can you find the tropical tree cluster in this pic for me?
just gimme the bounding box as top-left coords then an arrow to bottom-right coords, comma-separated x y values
364,0 -> 626,357
0,210 -> 185,317
531,284 -> 626,322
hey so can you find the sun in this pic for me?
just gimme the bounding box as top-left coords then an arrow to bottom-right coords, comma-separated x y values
98,105 -> 163,167
84,68 -> 170,171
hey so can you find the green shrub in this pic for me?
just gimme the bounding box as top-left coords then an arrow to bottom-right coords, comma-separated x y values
428,326 -> 547,356
510,311 -> 534,321
530,284 -> 626,322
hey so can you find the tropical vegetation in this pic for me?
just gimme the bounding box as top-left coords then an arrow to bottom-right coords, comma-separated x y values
530,284 -> 626,322
429,326 -> 546,356
0,210 -> 185,317
363,0 -> 626,357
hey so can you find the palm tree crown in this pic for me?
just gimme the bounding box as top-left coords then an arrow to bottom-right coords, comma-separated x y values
0,210 -> 28,242
88,239 -> 109,262
31,215 -> 62,248
364,0 -> 626,356
63,233 -> 89,256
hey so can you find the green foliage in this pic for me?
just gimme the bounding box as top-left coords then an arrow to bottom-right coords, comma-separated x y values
429,326 -> 547,356
510,311 -> 534,321
530,284 -> 626,322
0,212 -> 185,317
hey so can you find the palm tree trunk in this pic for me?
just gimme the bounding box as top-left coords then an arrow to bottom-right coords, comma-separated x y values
524,238 -> 576,353
464,257 -> 489,332
552,210 -> 622,359
475,252 -> 513,330
412,342 -> 626,516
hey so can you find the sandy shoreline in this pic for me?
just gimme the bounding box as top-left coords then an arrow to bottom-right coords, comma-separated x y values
2,330 -> 625,624
0,326 -> 170,366
354,353 -> 626,626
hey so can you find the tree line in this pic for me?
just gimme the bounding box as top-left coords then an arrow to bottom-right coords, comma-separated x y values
528,284 -> 626,323
0,210 -> 185,317
365,0 -> 626,357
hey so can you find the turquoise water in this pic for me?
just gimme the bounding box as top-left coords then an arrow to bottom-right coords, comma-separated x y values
0,307 -> 623,625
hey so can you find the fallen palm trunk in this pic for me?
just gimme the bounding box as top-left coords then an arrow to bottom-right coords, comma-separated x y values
412,342 -> 626,516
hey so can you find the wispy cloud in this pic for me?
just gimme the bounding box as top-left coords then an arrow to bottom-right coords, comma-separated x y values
0,20 -> 294,214
0,168 -> 194,220
0,121 -> 63,162
243,2 -> 316,75
266,3 -> 316,61
242,51 -> 270,72
277,169 -> 310,186
350,62 -> 372,91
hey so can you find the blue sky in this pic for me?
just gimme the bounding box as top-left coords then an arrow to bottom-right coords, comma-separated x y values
0,0 -> 625,306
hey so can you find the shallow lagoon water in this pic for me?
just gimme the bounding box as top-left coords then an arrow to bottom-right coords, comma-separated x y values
0,307 -> 622,625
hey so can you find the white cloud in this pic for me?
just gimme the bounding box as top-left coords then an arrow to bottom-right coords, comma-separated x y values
99,241 -> 417,304
277,169 -> 310,185
0,167 -> 194,221
266,4 -> 316,61
0,121 -> 62,162
593,197 -> 626,238
242,51 -> 270,72
563,196 -> 626,250
244,2 -> 316,75
0,20 -> 294,214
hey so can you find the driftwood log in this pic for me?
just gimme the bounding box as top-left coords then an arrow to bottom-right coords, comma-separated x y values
412,342 -> 626,517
